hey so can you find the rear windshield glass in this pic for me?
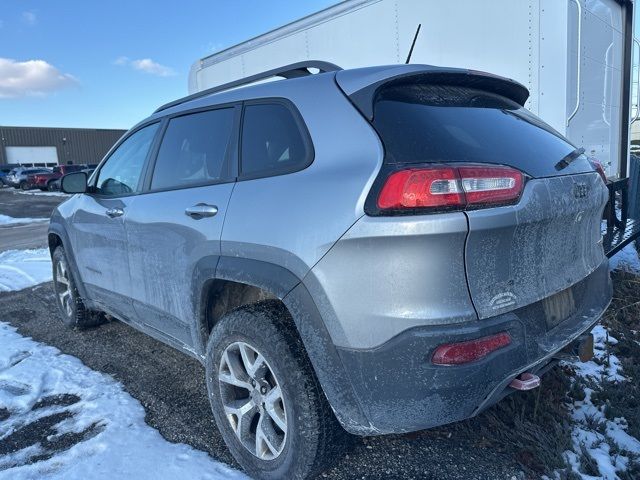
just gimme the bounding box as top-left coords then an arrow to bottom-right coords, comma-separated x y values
372,84 -> 593,177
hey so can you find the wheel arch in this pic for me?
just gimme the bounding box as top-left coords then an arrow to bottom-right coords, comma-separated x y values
193,255 -> 373,435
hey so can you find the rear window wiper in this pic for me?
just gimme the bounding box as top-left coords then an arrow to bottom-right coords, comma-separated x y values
555,147 -> 585,171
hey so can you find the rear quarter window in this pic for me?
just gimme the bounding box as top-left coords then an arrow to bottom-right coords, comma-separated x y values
240,102 -> 312,179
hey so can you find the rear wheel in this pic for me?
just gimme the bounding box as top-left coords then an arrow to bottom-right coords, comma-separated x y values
205,301 -> 348,479
47,180 -> 57,191
19,182 -> 28,190
52,246 -> 103,329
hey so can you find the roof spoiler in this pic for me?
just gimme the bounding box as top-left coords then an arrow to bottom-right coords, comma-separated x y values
337,65 -> 530,120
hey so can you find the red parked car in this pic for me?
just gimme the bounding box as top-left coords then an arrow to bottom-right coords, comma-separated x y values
28,164 -> 87,191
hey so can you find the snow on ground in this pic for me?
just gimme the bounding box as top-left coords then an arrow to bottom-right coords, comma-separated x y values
14,190 -> 69,197
0,249 -> 52,292
561,326 -> 640,479
570,325 -> 625,383
0,248 -> 245,479
0,215 -> 48,226
609,243 -> 640,274
0,322 -> 247,480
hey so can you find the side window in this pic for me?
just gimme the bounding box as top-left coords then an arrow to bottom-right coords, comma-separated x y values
240,103 -> 310,177
94,123 -> 159,196
151,108 -> 234,190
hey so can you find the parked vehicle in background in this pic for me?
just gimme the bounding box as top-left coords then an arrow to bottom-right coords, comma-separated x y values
0,166 -> 15,186
28,164 -> 87,191
3,167 -> 26,187
49,168 -> 95,191
50,62 -> 611,479
6,167 -> 52,190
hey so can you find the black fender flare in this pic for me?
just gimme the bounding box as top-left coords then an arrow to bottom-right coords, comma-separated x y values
192,255 -> 373,435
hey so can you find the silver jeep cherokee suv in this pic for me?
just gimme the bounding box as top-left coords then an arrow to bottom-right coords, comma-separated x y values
49,63 -> 612,479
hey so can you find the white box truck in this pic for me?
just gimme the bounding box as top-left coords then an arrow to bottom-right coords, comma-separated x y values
187,0 -> 639,255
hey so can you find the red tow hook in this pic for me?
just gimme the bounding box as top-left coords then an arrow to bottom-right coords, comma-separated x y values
509,372 -> 540,391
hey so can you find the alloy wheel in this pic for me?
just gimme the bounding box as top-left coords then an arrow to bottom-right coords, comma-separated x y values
218,341 -> 287,460
55,259 -> 73,318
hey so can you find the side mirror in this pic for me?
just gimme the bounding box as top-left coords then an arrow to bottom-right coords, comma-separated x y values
61,171 -> 88,194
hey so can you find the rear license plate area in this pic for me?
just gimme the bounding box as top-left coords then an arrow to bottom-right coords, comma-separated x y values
542,287 -> 576,329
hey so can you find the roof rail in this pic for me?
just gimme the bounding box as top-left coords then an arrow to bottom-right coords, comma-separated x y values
154,60 -> 342,114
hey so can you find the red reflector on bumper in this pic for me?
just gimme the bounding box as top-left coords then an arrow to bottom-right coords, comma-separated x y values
432,332 -> 512,366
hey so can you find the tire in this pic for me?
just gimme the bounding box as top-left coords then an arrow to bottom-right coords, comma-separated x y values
205,300 -> 348,479
20,181 -> 29,190
52,246 -> 103,329
47,180 -> 57,191
39,187 -> 47,191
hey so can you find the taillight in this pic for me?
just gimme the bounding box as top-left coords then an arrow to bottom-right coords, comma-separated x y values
376,164 -> 524,213
377,167 -> 464,210
431,332 -> 512,366
589,159 -> 607,184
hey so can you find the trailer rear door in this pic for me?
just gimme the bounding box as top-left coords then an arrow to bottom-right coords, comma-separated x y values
566,0 -> 626,178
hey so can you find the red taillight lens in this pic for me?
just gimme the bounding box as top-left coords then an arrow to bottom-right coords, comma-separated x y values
377,167 -> 464,209
377,164 -> 524,212
589,159 -> 607,184
431,332 -> 512,366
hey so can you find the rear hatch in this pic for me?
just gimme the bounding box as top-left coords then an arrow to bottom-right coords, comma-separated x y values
464,171 -> 607,319
349,72 -> 609,319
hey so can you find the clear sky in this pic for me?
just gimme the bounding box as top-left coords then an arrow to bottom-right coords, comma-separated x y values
0,0 -> 337,130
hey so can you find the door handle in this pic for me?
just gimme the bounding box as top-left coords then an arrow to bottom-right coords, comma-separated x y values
185,203 -> 218,219
105,207 -> 124,218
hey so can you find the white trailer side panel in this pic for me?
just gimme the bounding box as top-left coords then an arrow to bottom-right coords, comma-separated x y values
191,0 -> 630,178
397,0 -> 538,111
192,0 -> 536,105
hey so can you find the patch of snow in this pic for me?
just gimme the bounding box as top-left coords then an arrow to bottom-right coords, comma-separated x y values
0,249 -> 52,292
14,190 -> 69,197
561,323 -> 640,479
0,322 -> 246,480
570,325 -> 625,382
0,215 -> 48,226
609,243 -> 640,274
568,388 -> 639,479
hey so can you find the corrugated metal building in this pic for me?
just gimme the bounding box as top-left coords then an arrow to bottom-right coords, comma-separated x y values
0,126 -> 126,166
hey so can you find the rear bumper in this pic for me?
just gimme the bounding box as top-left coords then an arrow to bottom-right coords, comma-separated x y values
335,259 -> 612,434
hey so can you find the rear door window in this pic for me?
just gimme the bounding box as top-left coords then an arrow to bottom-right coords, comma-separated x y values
240,102 -> 311,178
150,108 -> 235,190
